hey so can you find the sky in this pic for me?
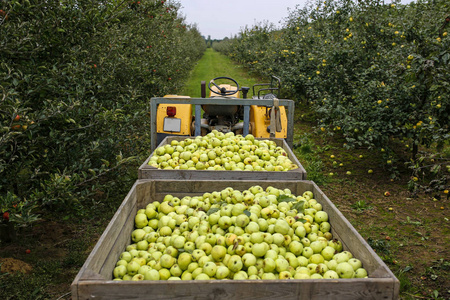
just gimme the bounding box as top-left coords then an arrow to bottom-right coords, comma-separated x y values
178,0 -> 415,40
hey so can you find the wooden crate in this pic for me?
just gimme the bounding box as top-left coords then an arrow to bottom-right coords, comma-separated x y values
71,179 -> 399,300
139,136 -> 307,180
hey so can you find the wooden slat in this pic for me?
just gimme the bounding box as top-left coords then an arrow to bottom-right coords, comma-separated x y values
98,209 -> 135,278
76,278 -> 397,300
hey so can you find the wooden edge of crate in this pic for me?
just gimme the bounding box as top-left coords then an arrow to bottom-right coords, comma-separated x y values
138,169 -> 306,181
74,277 -> 398,300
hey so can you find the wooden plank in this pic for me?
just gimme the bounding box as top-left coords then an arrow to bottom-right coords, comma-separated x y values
72,179 -> 399,299
139,137 -> 306,180
76,278 -> 397,300
98,209 -> 135,278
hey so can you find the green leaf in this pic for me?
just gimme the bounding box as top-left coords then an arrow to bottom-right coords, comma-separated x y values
278,194 -> 297,202
243,210 -> 251,217
292,200 -> 306,213
206,207 -> 220,216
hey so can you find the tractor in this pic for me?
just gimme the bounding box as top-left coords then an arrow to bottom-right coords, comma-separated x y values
151,76 -> 295,151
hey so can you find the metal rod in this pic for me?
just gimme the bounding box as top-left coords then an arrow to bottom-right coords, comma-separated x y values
243,105 -> 250,136
195,104 -> 201,136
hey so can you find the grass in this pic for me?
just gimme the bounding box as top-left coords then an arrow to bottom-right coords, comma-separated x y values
181,48 -> 263,97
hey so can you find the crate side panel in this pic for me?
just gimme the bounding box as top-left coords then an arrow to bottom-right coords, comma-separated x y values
75,279 -> 397,300
98,206 -> 136,279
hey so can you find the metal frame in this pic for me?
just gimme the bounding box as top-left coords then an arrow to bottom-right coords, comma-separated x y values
150,97 -> 295,151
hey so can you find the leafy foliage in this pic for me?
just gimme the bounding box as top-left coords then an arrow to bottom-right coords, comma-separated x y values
0,0 -> 206,227
215,0 -> 449,190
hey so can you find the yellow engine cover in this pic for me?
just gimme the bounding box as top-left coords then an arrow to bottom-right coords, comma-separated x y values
156,95 -> 192,135
250,105 -> 287,138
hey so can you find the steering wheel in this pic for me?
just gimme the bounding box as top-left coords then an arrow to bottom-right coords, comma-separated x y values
208,77 -> 240,96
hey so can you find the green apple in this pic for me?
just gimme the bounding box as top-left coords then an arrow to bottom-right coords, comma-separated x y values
235,214 -> 250,228
278,271 -> 292,279
336,262 -> 355,278
354,268 -> 368,278
227,255 -> 243,273
302,247 -> 314,259
289,241 -> 304,256
218,216 -> 232,229
159,268 -> 171,280
242,253 -> 257,268
135,213 -> 148,229
252,242 -> 269,257
321,246 -> 336,261
131,229 -> 147,243
314,211 -> 328,223
326,259 -> 338,271
136,240 -> 149,251
160,254 -> 175,269
245,221 -> 260,234
126,260 -> 141,276
177,252 -> 192,270
192,249 -> 206,262
113,265 -> 127,278
323,270 -> 339,279
348,258 -> 362,271
274,219 -> 290,235
275,257 -> 290,273
263,257 -> 276,272
144,269 -> 160,280
261,272 -> 277,280
202,261 -> 217,277
309,254 -> 325,265
265,249 -> 278,260
215,265 -> 230,279
120,251 -> 132,263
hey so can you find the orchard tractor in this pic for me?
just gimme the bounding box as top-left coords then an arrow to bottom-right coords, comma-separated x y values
151,76 -> 295,151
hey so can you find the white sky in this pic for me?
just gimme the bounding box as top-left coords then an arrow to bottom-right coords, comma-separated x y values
179,0 -> 415,40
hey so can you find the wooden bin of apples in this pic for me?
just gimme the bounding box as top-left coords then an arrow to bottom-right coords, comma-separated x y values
71,179 -> 399,300
138,132 -> 307,180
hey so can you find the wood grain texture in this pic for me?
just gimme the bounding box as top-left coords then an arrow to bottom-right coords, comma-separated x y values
71,179 -> 399,300
76,279 -> 397,300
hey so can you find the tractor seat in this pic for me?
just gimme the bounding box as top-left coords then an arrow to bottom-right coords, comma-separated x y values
203,84 -> 240,117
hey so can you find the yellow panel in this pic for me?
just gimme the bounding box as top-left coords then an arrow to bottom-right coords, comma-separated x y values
250,105 -> 287,138
156,103 -> 192,135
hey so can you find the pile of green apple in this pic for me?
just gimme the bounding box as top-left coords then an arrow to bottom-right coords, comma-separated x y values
148,131 -> 298,171
113,186 -> 368,281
